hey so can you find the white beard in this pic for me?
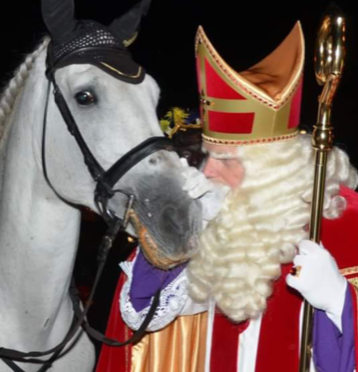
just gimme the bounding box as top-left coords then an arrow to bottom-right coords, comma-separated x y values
187,186 -> 305,322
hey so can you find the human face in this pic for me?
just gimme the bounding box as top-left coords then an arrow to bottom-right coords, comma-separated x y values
203,144 -> 244,189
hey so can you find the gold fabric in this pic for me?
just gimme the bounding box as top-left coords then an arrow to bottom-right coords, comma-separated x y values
131,313 -> 208,372
342,266 -> 358,291
349,277 -> 358,288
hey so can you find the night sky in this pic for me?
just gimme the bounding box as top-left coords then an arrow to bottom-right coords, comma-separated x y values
1,0 -> 357,166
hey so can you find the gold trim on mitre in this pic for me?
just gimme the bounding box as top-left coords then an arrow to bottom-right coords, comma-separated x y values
195,22 -> 305,145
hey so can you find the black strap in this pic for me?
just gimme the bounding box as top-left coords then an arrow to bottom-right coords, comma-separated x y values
0,223 -> 120,363
47,68 -> 176,199
101,136 -> 174,189
0,220 -> 161,369
0,313 -> 77,363
41,80 -> 72,204
45,43 -> 105,184
1,359 -> 24,372
70,280 -> 161,347
50,76 -> 105,182
71,221 -> 162,347
45,47 -> 105,183
1,326 -> 73,372
94,136 -> 175,222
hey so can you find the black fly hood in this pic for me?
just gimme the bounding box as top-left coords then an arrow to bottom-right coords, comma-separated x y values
43,0 -> 149,83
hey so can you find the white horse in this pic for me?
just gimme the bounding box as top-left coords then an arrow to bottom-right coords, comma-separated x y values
0,14 -> 201,372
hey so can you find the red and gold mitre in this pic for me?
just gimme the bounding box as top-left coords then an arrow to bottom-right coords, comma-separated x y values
196,22 -> 304,145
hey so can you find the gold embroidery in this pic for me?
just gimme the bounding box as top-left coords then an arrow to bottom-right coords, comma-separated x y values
100,62 -> 142,79
202,131 -> 298,146
340,266 -> 358,276
348,277 -> 358,289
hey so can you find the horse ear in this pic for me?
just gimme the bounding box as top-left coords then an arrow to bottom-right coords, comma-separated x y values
109,0 -> 152,46
41,0 -> 76,40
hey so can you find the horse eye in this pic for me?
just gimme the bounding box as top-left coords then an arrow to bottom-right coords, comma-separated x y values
74,91 -> 97,106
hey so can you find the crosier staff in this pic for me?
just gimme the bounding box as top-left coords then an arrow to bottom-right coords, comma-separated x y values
299,7 -> 346,372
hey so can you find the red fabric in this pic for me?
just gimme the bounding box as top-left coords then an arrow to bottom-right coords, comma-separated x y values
255,265 -> 302,371
209,265 -> 302,372
210,314 -> 249,371
205,59 -> 246,100
96,273 -> 132,372
321,186 -> 358,269
288,78 -> 303,129
208,111 -> 255,134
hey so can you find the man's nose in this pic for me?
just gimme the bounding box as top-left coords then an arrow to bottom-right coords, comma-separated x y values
203,157 -> 219,178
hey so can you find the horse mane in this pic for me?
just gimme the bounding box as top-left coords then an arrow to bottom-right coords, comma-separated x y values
0,38 -> 50,194
0,37 -> 50,142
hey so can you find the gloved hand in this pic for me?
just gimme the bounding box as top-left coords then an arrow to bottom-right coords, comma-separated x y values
180,158 -> 229,222
286,240 -> 347,331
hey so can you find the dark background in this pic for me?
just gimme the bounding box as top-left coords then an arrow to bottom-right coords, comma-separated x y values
1,0 -> 357,166
1,0 -> 357,362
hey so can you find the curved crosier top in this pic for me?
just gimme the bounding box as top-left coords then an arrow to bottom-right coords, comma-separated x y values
42,0 -> 151,83
196,22 -> 305,145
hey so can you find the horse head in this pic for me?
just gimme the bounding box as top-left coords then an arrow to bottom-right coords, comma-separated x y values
40,0 -> 202,268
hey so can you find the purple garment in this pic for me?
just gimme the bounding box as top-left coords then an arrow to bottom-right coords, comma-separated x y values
313,285 -> 355,371
129,250 -> 187,312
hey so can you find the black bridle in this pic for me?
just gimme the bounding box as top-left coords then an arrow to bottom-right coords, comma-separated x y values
0,43 -> 178,371
45,42 -> 177,226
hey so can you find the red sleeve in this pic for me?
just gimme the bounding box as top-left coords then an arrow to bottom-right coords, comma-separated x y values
95,252 -> 136,372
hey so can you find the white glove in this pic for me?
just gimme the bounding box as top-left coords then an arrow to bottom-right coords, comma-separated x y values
286,240 -> 347,332
180,158 -> 229,222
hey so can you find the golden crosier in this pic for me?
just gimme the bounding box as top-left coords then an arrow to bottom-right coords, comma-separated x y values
299,8 -> 346,372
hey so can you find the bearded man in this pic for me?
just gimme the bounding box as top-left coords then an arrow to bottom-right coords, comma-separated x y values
96,22 -> 358,372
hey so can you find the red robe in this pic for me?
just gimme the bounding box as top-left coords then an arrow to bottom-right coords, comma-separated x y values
96,187 -> 358,371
